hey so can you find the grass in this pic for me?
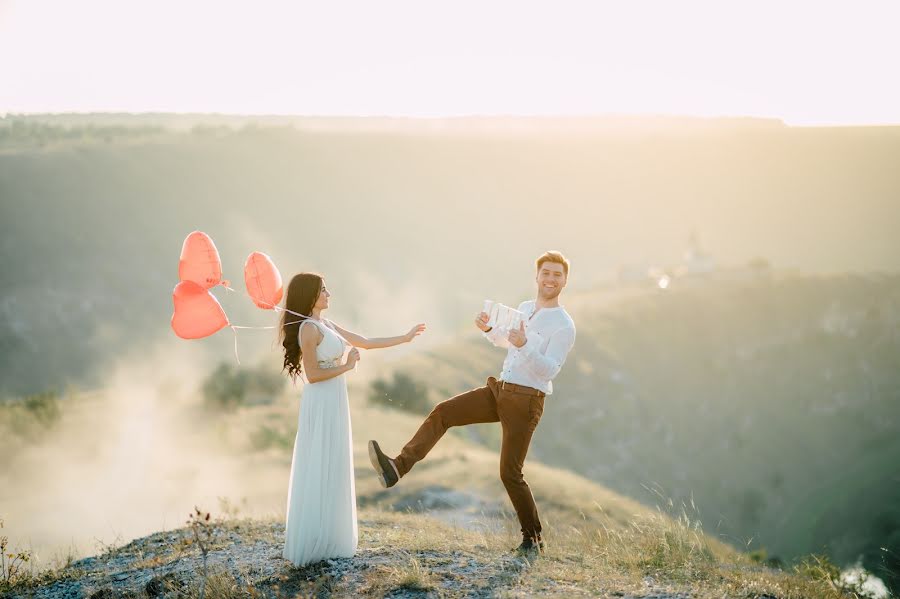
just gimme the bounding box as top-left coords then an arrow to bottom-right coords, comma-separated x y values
363,554 -> 437,595
1,503 -> 881,598
183,571 -> 265,599
349,506 -> 871,598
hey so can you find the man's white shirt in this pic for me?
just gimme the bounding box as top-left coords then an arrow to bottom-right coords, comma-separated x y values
483,300 -> 576,395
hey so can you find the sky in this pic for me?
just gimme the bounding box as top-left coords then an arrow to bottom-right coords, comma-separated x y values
1,0 -> 899,125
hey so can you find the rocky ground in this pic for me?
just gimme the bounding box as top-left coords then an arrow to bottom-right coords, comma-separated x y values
5,513 -> 702,599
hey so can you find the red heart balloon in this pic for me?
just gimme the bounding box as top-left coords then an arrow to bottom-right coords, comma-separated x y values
178,231 -> 223,289
244,251 -> 284,309
171,280 -> 229,339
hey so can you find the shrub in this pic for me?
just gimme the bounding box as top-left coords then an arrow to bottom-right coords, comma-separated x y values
21,391 -> 60,427
0,389 -> 61,442
794,553 -> 885,599
748,547 -> 784,569
201,363 -> 284,411
368,372 -> 431,414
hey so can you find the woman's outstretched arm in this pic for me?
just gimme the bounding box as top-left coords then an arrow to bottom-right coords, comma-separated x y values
328,320 -> 426,350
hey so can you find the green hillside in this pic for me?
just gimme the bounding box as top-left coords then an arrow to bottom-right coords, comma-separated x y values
2,115 -> 900,398
382,271 -> 900,593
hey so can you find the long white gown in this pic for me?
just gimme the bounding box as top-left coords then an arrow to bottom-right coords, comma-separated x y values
283,317 -> 358,566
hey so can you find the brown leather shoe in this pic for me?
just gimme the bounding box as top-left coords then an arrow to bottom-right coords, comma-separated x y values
368,440 -> 400,488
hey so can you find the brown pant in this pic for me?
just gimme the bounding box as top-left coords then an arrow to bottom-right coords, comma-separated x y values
394,376 -> 545,538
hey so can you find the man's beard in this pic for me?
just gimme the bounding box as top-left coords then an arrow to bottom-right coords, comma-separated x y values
538,286 -> 561,300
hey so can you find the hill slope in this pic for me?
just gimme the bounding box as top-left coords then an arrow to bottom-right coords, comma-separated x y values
0,386 -> 863,598
2,116 -> 900,396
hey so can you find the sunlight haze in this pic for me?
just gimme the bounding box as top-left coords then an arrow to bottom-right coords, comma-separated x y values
2,0 -> 899,124
2,2 -> 900,596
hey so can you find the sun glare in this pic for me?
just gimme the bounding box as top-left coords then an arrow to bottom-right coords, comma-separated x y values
0,0 -> 898,124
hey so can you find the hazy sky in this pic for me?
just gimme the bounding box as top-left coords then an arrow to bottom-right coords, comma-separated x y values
1,0 -> 899,125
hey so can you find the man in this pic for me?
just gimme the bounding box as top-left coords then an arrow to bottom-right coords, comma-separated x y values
368,251 -> 577,555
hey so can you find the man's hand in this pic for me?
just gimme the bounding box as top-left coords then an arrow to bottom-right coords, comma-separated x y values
475,311 -> 491,332
508,321 -> 527,348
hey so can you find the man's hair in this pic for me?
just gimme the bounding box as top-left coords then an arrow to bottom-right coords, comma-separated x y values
536,250 -> 570,276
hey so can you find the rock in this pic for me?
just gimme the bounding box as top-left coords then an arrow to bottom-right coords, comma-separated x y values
144,576 -> 167,597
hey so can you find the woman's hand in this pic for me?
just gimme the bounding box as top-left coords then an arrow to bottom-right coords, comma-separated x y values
475,312 -> 491,332
346,347 -> 361,369
405,323 -> 427,342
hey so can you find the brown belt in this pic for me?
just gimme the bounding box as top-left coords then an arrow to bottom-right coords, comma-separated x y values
499,380 -> 545,398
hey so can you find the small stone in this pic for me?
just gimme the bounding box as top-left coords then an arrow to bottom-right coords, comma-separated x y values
145,578 -> 165,597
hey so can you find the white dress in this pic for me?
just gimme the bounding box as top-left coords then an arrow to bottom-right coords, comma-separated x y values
283,317 -> 358,566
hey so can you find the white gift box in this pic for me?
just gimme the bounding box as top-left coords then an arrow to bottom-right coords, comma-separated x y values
483,300 -> 524,333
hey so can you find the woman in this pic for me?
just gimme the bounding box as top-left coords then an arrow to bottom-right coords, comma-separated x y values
278,272 -> 425,566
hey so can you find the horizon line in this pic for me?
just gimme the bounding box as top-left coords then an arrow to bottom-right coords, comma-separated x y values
3,111 -> 900,128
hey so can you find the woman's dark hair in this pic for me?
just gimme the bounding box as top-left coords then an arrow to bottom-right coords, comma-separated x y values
279,272 -> 324,383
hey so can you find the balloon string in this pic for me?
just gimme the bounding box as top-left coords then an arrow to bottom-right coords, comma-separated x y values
221,284 -> 310,319
229,320 -> 307,330
231,326 -> 241,365
220,285 -> 324,366
221,284 -> 353,346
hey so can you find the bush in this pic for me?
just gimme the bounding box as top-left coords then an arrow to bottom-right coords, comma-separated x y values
21,391 -> 61,427
1,517 -> 33,588
201,363 -> 285,411
748,547 -> 783,569
0,389 -> 61,442
793,553 -> 885,599
368,372 -> 431,414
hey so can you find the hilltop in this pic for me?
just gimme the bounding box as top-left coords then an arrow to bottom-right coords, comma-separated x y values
2,509 -> 853,599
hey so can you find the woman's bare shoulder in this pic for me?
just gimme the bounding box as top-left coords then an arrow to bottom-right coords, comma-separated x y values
299,320 -> 324,344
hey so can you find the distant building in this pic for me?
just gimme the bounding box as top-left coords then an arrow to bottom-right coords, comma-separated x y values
682,231 -> 715,275
617,231 -> 718,289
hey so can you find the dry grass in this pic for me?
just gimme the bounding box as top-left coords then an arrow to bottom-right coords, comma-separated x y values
363,554 -> 437,596
1,504 -> 873,599
353,504 -> 876,599
181,571 -> 265,599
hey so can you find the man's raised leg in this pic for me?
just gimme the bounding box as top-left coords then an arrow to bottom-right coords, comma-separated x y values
369,377 -> 500,487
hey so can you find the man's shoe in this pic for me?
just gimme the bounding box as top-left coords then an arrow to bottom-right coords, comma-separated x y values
513,535 -> 545,556
368,440 -> 400,489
